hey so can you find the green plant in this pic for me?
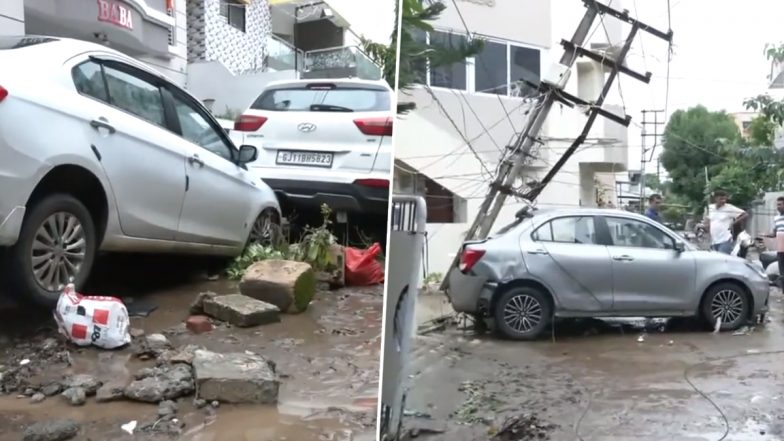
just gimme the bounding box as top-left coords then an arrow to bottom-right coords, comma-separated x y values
423,272 -> 443,285
226,204 -> 338,279
214,106 -> 240,121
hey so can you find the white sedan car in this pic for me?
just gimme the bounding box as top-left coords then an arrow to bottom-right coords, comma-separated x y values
0,36 -> 281,306
231,79 -> 392,217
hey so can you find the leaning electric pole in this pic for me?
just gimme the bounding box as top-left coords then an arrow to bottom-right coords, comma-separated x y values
639,109 -> 665,212
441,0 -> 672,291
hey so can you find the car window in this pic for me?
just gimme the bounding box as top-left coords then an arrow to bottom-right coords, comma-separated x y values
251,85 -> 390,112
606,217 -> 675,250
102,65 -> 165,127
532,216 -> 597,244
171,95 -> 233,162
72,61 -> 109,102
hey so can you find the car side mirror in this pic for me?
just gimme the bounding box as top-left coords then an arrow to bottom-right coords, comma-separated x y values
674,241 -> 685,252
238,145 -> 258,165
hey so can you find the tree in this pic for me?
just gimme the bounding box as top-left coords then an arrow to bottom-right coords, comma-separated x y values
660,105 -> 742,210
360,0 -> 483,113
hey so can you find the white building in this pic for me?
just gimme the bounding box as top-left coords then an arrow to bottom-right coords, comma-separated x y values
394,0 -> 632,275
0,0 -> 380,113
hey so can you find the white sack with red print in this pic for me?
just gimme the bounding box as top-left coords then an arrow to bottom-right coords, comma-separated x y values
53,284 -> 131,349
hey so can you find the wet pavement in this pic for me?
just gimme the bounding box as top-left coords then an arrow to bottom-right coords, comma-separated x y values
402,288 -> 784,441
0,254 -> 380,441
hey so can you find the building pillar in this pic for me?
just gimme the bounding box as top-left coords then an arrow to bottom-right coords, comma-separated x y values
0,0 -> 25,36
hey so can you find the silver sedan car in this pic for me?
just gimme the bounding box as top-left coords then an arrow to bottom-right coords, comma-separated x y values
447,208 -> 770,340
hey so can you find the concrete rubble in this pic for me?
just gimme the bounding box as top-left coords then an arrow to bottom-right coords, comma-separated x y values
202,293 -> 281,327
239,260 -> 317,313
22,419 -> 80,441
192,349 -> 279,404
62,374 -> 101,396
95,381 -> 126,403
60,387 -> 86,406
124,364 -> 194,403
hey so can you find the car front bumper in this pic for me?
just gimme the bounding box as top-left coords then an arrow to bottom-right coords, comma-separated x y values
749,277 -> 770,316
263,178 -> 389,216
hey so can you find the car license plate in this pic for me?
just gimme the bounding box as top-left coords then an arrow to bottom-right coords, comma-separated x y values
276,150 -> 333,168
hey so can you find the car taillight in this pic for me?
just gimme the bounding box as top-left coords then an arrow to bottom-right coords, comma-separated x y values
354,178 -> 389,188
354,117 -> 392,136
0,86 -> 7,103
234,115 -> 267,132
459,249 -> 485,273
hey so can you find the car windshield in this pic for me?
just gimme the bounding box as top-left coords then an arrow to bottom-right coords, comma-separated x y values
251,84 -> 390,112
0,36 -> 58,50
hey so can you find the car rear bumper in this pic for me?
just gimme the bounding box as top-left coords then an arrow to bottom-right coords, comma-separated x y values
749,278 -> 770,315
263,178 -> 389,215
446,268 -> 492,314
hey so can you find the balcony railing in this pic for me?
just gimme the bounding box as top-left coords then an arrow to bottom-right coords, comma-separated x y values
265,34 -> 304,72
303,46 -> 382,80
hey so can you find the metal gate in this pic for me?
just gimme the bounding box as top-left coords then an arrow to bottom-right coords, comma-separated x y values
379,194 -> 427,441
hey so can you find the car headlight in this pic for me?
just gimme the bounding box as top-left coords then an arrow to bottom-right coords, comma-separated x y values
745,261 -> 767,279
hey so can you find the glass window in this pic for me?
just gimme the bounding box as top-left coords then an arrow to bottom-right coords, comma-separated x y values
533,217 -> 596,244
606,217 -> 675,250
220,2 -> 246,32
429,31 -> 467,90
475,40 -> 507,95
509,45 -> 541,98
172,95 -> 234,162
102,65 -> 165,127
72,62 -> 108,102
410,28 -> 428,85
252,86 -> 390,112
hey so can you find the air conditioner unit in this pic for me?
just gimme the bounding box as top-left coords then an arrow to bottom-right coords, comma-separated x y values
542,63 -> 572,90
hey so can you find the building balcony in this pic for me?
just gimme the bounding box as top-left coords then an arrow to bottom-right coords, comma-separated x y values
265,34 -> 304,71
302,45 -> 381,80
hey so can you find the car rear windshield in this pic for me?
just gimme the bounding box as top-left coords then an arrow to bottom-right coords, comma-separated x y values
0,36 -> 58,50
251,83 -> 390,112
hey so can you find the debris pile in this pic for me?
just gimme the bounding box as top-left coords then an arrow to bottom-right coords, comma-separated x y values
491,414 -> 556,440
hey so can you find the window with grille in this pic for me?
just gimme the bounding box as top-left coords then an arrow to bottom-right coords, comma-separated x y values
220,1 -> 247,32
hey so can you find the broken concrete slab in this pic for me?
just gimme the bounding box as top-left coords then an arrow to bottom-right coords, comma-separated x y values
158,344 -> 201,366
23,419 -> 80,441
192,350 -> 279,404
202,294 -> 280,327
124,364 -> 194,403
239,260 -> 316,313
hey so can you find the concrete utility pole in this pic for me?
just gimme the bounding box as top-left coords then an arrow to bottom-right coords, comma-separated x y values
441,0 -> 672,291
639,109 -> 665,212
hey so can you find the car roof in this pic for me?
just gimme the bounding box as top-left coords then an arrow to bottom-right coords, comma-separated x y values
263,78 -> 391,90
0,35 -> 172,82
532,207 -> 653,221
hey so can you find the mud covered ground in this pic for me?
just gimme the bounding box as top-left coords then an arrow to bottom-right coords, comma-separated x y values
403,288 -> 784,441
0,254 -> 381,441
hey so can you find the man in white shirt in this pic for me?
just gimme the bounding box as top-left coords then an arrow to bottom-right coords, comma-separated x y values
764,196 -> 784,287
703,190 -> 747,254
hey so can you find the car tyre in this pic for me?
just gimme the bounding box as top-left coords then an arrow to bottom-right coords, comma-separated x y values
7,194 -> 97,308
700,282 -> 750,332
248,208 -> 282,248
493,286 -> 552,340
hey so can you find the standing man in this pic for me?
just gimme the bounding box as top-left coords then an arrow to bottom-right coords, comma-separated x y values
764,196 -> 784,287
704,190 -> 747,254
644,194 -> 663,223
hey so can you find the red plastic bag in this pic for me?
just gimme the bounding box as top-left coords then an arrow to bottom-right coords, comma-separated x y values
345,242 -> 385,286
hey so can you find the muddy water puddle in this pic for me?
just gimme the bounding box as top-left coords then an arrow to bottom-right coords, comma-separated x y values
0,255 -> 381,440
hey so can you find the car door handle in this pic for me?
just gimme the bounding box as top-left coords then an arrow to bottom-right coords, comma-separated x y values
612,255 -> 634,261
188,155 -> 205,168
528,249 -> 549,255
90,118 -> 115,134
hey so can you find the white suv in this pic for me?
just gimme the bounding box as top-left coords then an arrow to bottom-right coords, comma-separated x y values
0,36 -> 281,306
231,79 -> 392,218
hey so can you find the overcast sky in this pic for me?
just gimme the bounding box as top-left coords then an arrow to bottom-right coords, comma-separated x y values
327,0 -> 397,44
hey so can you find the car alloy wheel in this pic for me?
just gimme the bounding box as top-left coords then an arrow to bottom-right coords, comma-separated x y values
502,293 -> 543,334
31,212 -> 87,291
249,209 -> 279,247
710,288 -> 745,325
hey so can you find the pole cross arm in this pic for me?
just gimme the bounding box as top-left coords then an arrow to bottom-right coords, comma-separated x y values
583,0 -> 673,42
560,40 -> 652,84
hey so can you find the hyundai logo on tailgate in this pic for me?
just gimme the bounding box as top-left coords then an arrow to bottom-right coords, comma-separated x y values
297,122 -> 317,133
